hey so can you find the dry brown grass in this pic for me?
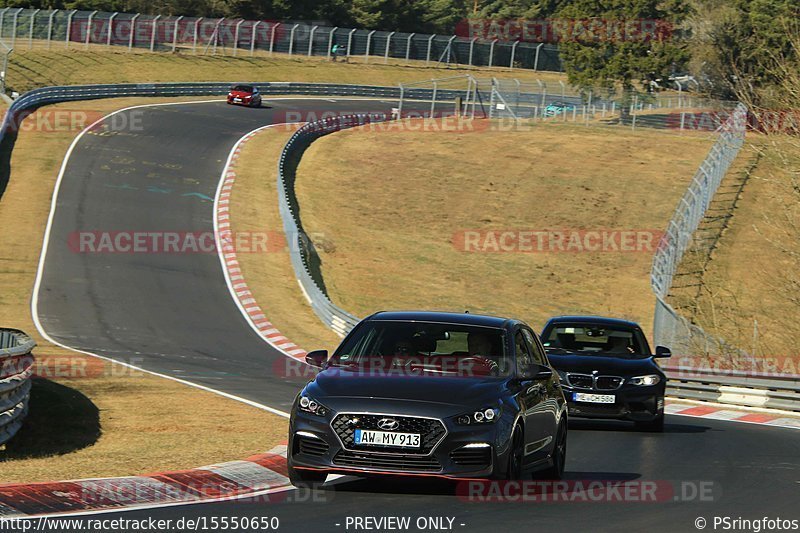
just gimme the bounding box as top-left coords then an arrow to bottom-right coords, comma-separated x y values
290,120 -> 716,339
228,125 -> 343,353
0,97 -> 286,484
679,136 -> 800,359
8,48 -> 567,95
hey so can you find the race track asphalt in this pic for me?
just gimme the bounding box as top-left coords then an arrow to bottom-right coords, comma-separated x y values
32,99 -> 800,532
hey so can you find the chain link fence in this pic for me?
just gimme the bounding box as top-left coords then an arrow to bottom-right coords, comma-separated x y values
651,103 -> 754,364
0,8 -> 562,72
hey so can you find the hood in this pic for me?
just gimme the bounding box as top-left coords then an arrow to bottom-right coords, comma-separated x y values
546,353 -> 661,376
306,368 -> 505,410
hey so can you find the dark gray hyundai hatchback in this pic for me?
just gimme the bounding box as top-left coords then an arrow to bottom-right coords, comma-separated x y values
288,311 -> 568,486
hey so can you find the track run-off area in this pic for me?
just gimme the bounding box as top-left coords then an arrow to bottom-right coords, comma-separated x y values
28,99 -> 800,531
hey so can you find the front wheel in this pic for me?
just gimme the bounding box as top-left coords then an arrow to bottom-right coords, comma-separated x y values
288,464 -> 327,488
539,419 -> 567,479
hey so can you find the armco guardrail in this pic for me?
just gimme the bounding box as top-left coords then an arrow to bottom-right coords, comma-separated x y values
0,328 -> 36,445
276,115 -> 391,337
664,367 -> 800,413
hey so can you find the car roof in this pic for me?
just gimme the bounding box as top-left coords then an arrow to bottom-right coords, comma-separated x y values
367,311 -> 515,329
543,315 -> 642,329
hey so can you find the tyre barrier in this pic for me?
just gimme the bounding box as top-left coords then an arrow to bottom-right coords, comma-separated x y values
0,328 -> 36,446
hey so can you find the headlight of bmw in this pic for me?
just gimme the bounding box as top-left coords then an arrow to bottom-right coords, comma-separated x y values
298,394 -> 328,416
455,407 -> 501,425
629,374 -> 661,386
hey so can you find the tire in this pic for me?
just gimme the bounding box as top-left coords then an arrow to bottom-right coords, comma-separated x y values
288,464 -> 327,488
635,414 -> 665,432
539,419 -> 567,480
505,426 -> 524,480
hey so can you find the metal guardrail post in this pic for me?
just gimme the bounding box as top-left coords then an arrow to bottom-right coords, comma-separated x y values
327,27 -> 337,59
307,25 -> 317,57
533,43 -> 543,71
65,10 -> 75,49
46,9 -> 57,50
150,15 -> 161,53
426,34 -> 435,65
28,9 -> 40,50
250,21 -> 260,56
405,33 -> 414,63
365,30 -> 375,63
488,38 -> 497,68
192,17 -> 202,54
269,22 -> 279,56
430,80 -> 437,117
233,19 -> 243,56
384,31 -> 394,64
85,10 -> 97,50
346,28 -> 355,60
288,23 -> 298,56
173,16 -> 183,53
107,12 -> 117,48
468,37 -> 476,66
129,13 -> 140,52
11,8 -> 23,49
510,40 -> 519,70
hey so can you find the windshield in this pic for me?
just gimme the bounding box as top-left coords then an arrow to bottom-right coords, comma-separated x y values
542,323 -> 648,357
231,85 -> 254,93
331,320 -> 510,378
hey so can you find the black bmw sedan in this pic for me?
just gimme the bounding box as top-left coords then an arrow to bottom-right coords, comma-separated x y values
288,311 -> 568,486
541,316 -> 672,431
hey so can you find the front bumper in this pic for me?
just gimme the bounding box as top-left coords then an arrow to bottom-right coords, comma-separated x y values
289,410 -> 510,479
561,385 -> 664,421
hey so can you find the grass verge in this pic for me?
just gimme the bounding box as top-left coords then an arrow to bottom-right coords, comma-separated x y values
0,97 -> 287,484
285,120 -> 716,339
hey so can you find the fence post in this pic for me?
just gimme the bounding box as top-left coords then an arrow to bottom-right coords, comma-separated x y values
233,19 -> 243,56
107,12 -> 117,48
46,9 -> 57,49
307,25 -> 317,57
0,8 -> 9,40
510,40 -> 519,70
84,10 -> 97,50
289,24 -> 300,56
468,37 -> 476,66
327,27 -> 337,59
129,13 -> 140,52
150,15 -> 161,53
346,28 -> 355,59
65,10 -> 75,49
365,30 -> 375,63
430,80 -> 437,118
269,23 -> 279,56
488,39 -> 497,67
28,9 -> 39,50
533,42 -> 543,71
211,18 -> 222,55
398,83 -> 404,117
11,8 -> 24,49
250,21 -> 260,56
426,34 -> 435,65
172,15 -> 183,53
192,17 -> 202,54
405,33 -> 414,63
384,31 -> 394,64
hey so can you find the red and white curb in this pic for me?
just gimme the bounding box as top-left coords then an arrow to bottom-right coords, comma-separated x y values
666,400 -> 800,430
0,445 -> 291,517
215,124 -> 307,361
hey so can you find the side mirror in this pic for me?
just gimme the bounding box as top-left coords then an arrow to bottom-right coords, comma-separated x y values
305,350 -> 328,368
519,363 -> 552,380
655,346 -> 672,358
534,366 -> 553,380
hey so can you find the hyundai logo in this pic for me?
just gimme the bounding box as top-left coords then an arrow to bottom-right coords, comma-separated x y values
377,418 -> 400,431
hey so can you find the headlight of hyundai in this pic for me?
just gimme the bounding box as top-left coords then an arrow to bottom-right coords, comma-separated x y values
298,394 -> 328,416
456,407 -> 501,425
629,374 -> 661,386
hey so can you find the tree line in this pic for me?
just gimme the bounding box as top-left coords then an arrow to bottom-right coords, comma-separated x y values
0,0 -> 796,102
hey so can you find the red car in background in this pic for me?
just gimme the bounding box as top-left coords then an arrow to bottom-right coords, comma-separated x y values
227,84 -> 262,107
